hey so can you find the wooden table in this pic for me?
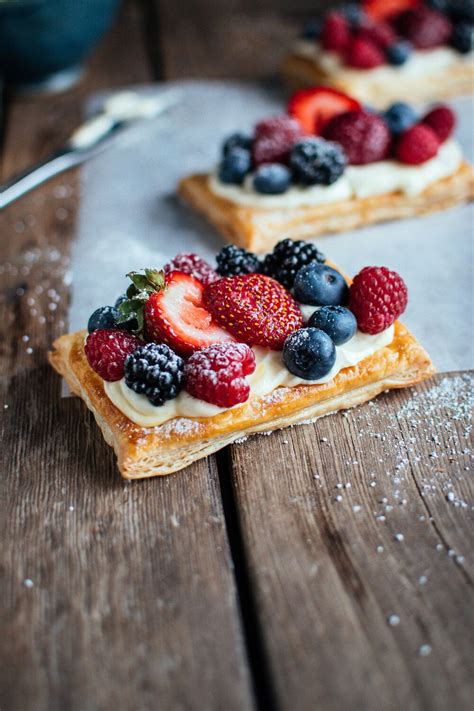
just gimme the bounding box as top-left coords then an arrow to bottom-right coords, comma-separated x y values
1,3 -> 473,709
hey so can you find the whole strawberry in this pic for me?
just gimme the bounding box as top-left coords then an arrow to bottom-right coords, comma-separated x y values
349,266 -> 408,334
203,274 -> 303,350
323,110 -> 391,164
185,343 -> 256,408
396,124 -> 439,164
252,115 -> 302,167
85,329 -> 142,381
164,252 -> 219,286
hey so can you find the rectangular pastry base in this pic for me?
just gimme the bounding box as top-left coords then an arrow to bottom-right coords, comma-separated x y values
282,53 -> 474,108
178,164 -> 474,254
49,322 -> 434,479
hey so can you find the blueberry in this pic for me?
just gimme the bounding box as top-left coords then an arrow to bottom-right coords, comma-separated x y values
449,1 -> 474,23
293,263 -> 349,306
87,306 -> 120,333
426,0 -> 450,12
386,41 -> 412,66
383,102 -> 417,135
450,21 -> 473,53
253,164 -> 292,195
218,147 -> 252,185
309,305 -> 357,345
340,3 -> 366,26
300,17 -> 323,40
114,294 -> 139,331
283,328 -> 336,380
222,132 -> 253,156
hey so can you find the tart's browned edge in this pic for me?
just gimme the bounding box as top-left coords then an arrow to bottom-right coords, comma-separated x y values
48,319 -> 435,479
178,164 -> 474,253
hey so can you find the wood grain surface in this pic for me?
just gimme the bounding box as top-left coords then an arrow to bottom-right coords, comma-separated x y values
1,2 -> 473,710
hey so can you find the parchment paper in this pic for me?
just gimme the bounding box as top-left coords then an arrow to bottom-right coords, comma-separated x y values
70,81 -> 473,372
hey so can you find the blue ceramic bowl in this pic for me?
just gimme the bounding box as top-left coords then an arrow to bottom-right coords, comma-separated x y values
0,0 -> 120,89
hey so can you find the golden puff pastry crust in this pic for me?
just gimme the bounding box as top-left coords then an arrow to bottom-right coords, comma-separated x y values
49,322 -> 434,479
178,164 -> 474,254
282,52 -> 474,108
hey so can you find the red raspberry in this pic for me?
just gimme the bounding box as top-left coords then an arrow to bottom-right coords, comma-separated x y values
357,21 -> 397,49
349,266 -> 408,334
85,329 -> 142,381
203,274 -> 303,350
345,36 -> 386,68
422,105 -> 456,144
164,252 -> 219,286
396,124 -> 440,164
184,343 -> 256,408
323,110 -> 391,164
396,7 -> 452,49
252,115 -> 302,167
322,11 -> 351,52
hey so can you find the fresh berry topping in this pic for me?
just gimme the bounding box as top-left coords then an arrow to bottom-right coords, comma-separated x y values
345,36 -> 386,68
386,40 -> 413,64
115,295 -> 140,331
84,329 -> 142,382
262,239 -> 326,289
216,245 -> 262,277
184,343 -> 256,408
124,343 -> 184,406
309,305 -> 357,345
218,147 -> 252,185
450,20 -> 474,53
349,266 -> 408,334
294,263 -> 349,306
358,20 -> 397,49
253,163 -> 292,194
283,328 -> 336,381
252,115 -> 302,167
222,132 -> 253,156
340,3 -> 368,26
383,102 -> 417,135
396,124 -> 440,164
143,271 -> 234,356
290,138 -> 347,186
422,105 -> 456,142
323,110 -> 391,165
321,11 -> 351,52
88,306 -> 121,334
396,7 -> 452,49
363,0 -> 420,22
426,0 -> 450,13
449,0 -> 474,23
288,87 -> 361,135
203,274 -> 303,350
164,252 -> 219,286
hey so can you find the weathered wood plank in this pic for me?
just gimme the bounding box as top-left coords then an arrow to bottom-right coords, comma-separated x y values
0,3 -> 254,709
228,374 -> 473,711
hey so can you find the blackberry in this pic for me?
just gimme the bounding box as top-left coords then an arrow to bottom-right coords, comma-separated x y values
450,21 -> 473,53
290,138 -> 347,186
263,239 -> 325,289
216,245 -> 262,276
124,343 -> 184,406
449,0 -> 474,23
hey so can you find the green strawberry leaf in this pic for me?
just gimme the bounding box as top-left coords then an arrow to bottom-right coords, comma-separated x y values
117,269 -> 166,335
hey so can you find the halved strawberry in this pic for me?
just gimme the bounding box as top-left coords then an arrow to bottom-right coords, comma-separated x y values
144,271 -> 234,356
203,274 -> 303,351
288,87 -> 361,136
363,0 -> 420,21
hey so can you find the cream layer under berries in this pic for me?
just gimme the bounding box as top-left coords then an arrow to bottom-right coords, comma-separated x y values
209,87 -> 463,206
288,1 -> 473,104
83,241 -> 408,428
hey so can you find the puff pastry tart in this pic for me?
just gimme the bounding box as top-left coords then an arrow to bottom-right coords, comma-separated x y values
282,1 -> 474,107
179,87 -> 473,254
49,244 -> 434,479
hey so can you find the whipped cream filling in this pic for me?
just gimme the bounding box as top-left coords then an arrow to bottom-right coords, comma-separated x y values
293,40 -> 472,80
104,325 -> 394,427
208,140 -> 462,207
